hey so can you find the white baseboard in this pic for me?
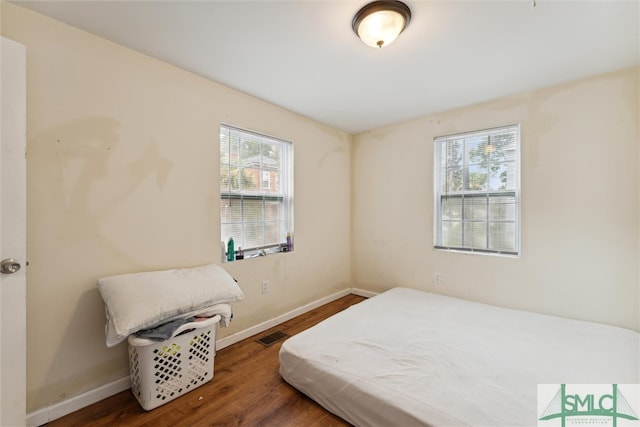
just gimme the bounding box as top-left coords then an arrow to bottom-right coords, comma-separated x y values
26,287 -> 369,426
215,287 -> 351,350
26,376 -> 131,427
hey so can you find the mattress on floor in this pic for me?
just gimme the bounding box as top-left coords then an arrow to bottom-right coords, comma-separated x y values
279,287 -> 639,427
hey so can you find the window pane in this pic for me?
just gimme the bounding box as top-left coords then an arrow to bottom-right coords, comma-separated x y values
488,162 -> 507,191
221,198 -> 242,223
220,133 -> 231,165
489,196 -> 516,221
442,197 -> 462,220
239,137 -> 261,193
446,140 -> 463,167
239,167 -> 259,191
243,199 -> 263,222
464,196 -> 487,221
489,222 -> 516,252
467,165 -> 487,191
269,144 -> 282,193
243,222 -> 264,249
220,132 -> 241,192
220,164 -> 231,192
489,161 -> 516,191
264,200 -> 282,222
443,166 -> 464,192
466,135 -> 488,165
489,133 -> 517,163
442,221 -> 462,247
241,139 -> 261,164
464,222 -> 486,249
264,222 -> 281,243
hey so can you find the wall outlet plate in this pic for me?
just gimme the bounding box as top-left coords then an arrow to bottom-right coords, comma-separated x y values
434,273 -> 444,286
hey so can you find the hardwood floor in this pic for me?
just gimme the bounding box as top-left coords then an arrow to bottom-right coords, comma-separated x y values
45,294 -> 365,426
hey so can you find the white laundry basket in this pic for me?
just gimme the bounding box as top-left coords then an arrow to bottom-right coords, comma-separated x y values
128,314 -> 221,411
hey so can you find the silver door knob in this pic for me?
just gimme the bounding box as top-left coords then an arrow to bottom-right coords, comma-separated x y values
1,258 -> 21,274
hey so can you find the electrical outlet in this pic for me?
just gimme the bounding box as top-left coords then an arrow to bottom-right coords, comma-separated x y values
434,273 -> 444,286
262,280 -> 269,294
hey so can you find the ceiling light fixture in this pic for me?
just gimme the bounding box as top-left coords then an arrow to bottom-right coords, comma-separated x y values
352,1 -> 412,48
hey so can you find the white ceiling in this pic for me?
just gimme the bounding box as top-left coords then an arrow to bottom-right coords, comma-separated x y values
13,0 -> 640,134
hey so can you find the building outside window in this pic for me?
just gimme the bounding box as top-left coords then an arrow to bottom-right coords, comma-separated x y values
434,124 -> 520,256
220,125 -> 293,258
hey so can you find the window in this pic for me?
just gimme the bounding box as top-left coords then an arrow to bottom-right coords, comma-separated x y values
220,125 -> 293,257
262,171 -> 271,190
434,124 -> 520,256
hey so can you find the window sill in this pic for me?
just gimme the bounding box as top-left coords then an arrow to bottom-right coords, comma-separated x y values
434,246 -> 519,258
224,244 -> 293,263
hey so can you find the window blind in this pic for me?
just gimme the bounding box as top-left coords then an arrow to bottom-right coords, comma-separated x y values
434,124 -> 520,255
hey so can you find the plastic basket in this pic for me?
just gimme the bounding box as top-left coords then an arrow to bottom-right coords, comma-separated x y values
128,314 -> 221,411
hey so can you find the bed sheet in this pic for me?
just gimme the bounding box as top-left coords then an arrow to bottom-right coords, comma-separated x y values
279,287 -> 639,426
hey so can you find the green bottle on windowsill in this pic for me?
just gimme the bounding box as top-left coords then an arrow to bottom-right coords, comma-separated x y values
227,237 -> 235,262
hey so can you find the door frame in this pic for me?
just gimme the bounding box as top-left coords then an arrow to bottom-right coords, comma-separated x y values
1,35 -> 27,426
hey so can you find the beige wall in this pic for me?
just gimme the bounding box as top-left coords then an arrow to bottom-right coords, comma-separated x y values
353,67 -> 640,333
2,3 -> 352,412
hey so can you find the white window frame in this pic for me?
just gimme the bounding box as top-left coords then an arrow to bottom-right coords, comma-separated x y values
220,124 -> 294,258
434,124 -> 521,256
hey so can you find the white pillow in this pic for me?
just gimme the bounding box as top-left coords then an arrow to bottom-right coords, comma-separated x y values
98,263 -> 243,347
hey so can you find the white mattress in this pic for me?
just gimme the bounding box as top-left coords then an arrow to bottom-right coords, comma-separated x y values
279,287 -> 640,427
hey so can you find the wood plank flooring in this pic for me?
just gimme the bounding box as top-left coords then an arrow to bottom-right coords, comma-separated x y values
45,294 -> 365,426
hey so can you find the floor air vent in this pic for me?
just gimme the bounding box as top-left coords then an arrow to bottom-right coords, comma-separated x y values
256,330 -> 288,347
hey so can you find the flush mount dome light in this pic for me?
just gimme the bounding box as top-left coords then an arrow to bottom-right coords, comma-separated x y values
352,1 -> 412,48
